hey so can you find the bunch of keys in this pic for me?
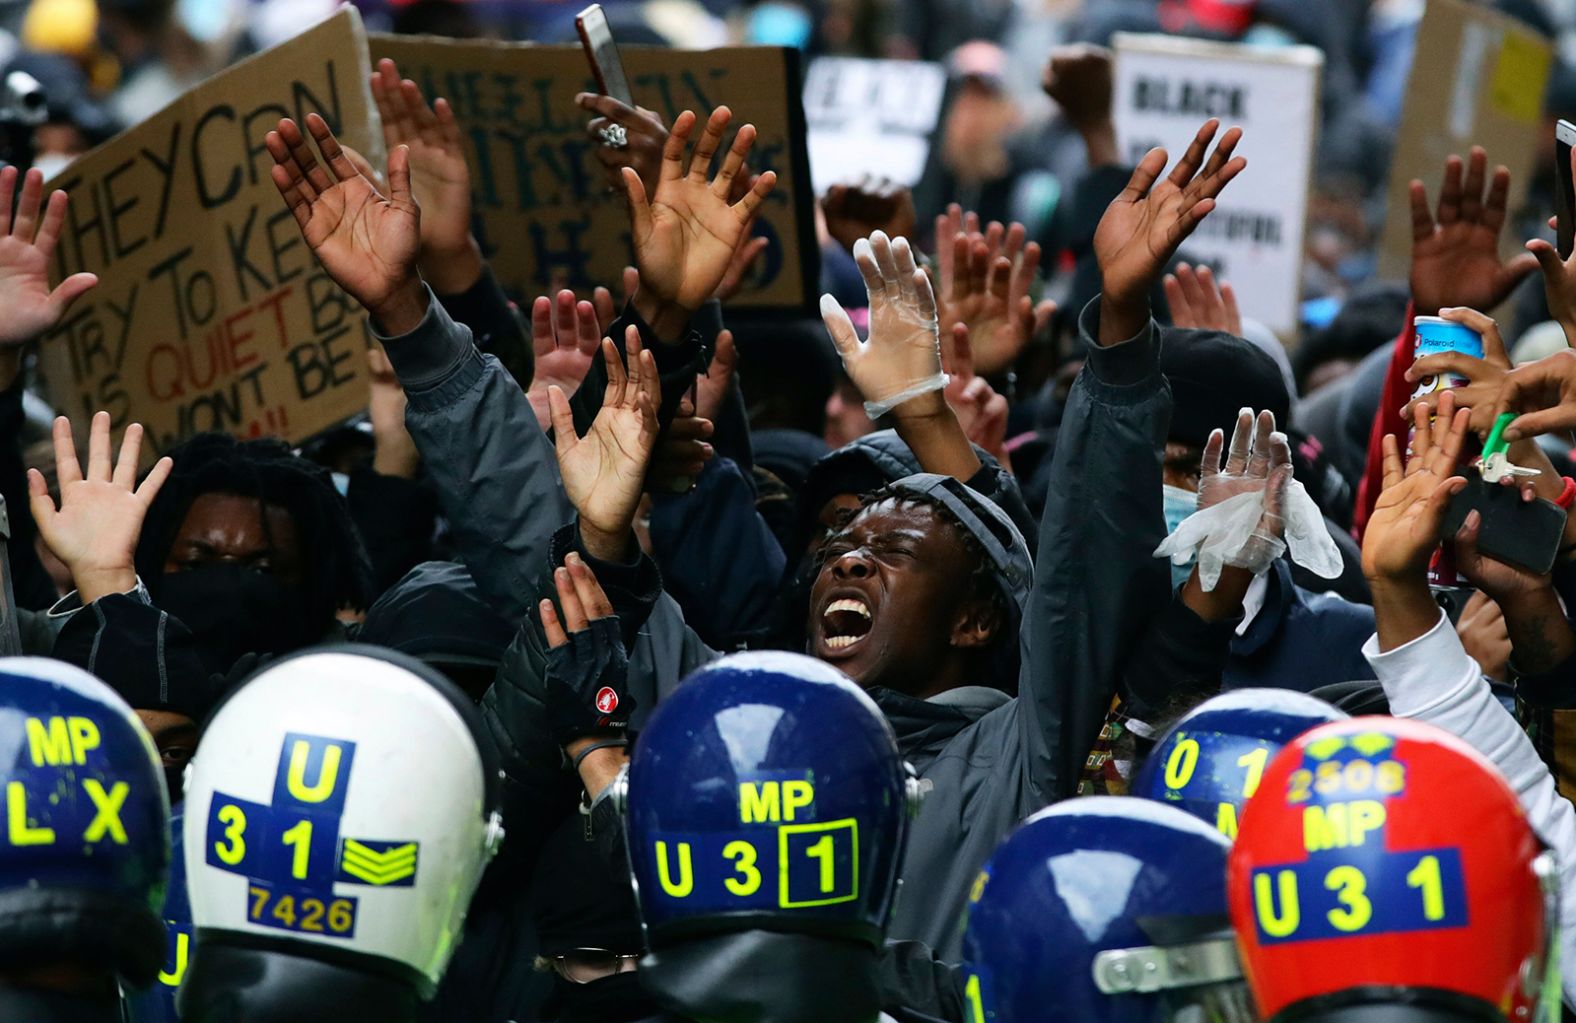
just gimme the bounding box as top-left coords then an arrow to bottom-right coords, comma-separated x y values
1477,413 -> 1542,484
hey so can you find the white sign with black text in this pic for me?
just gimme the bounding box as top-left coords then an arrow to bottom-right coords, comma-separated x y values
1113,33 -> 1323,337
803,56 -> 948,195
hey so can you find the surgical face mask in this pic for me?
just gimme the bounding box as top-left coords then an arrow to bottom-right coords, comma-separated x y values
1162,485 -> 1199,591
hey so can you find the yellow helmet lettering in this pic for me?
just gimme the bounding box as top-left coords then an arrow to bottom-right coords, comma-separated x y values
286,740 -> 343,804
6,781 -> 54,846
655,840 -> 694,897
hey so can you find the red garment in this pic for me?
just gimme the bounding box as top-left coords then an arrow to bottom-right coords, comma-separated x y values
1352,302 -> 1417,542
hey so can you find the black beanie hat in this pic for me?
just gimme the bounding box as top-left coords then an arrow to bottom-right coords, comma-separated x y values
1160,325 -> 1292,448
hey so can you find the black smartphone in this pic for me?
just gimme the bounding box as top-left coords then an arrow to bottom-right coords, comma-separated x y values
576,4 -> 634,107
1442,479 -> 1567,576
1557,119 -> 1575,259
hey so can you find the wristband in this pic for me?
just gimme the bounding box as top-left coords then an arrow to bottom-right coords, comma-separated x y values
572,737 -> 628,773
1556,476 -> 1576,510
864,373 -> 950,419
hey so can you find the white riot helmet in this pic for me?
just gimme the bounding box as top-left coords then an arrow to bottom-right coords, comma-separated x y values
178,646 -> 504,1021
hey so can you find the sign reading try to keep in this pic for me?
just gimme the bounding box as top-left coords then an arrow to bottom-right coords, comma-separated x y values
369,34 -> 818,312
37,8 -> 381,456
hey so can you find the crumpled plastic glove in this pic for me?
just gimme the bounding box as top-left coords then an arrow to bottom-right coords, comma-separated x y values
1154,409 -> 1342,591
821,230 -> 948,419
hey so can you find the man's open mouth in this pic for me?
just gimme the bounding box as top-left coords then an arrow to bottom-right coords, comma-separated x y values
822,597 -> 873,650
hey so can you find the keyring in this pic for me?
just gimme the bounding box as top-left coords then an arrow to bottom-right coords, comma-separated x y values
598,123 -> 628,150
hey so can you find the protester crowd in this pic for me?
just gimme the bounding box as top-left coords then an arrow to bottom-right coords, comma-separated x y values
4,0 -> 1576,1022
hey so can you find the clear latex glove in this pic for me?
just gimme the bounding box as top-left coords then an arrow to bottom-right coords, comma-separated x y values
1157,409 -> 1328,590
821,230 -> 948,418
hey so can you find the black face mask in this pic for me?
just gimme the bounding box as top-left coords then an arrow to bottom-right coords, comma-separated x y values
155,564 -> 319,676
556,972 -> 652,1023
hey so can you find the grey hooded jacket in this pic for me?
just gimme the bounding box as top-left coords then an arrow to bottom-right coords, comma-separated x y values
377,290 -> 1170,964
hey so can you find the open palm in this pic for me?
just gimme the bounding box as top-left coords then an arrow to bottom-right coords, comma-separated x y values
1094,119 -> 1245,306
371,58 -> 471,259
1363,394 -> 1471,581
29,412 -> 172,602
625,106 -> 776,312
528,290 -> 601,430
549,325 -> 661,546
267,114 -> 419,315
1408,148 -> 1535,315
0,167 -> 98,347
936,223 -> 1052,374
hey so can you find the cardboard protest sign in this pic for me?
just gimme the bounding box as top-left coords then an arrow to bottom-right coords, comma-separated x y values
1114,33 -> 1323,337
36,8 -> 381,456
1376,0 -> 1552,282
369,34 -> 818,312
803,56 -> 946,194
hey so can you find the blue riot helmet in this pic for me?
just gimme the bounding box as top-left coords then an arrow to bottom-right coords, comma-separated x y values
963,797 -> 1250,1023
622,651 -> 914,949
1133,689 -> 1348,839
0,657 -> 170,997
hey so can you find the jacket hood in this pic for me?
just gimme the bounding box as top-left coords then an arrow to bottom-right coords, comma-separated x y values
871,684 -> 1011,764
795,430 -> 1010,553
356,561 -> 515,670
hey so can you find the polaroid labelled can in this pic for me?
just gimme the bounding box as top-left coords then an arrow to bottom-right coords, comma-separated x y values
1410,316 -> 1484,403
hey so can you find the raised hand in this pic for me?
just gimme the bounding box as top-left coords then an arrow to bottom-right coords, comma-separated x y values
1042,43 -> 1117,166
266,114 -> 424,334
1526,144 -> 1576,338
623,106 -> 777,334
822,231 -> 942,417
28,412 -> 173,604
370,58 -> 480,295
540,552 -> 633,745
935,220 -> 1054,375
1094,118 -> 1245,344
1493,348 -> 1576,441
0,166 -> 98,348
528,290 -> 603,431
1454,508 -> 1550,605
578,92 -> 670,198
1408,147 -> 1537,316
821,176 -> 919,253
1164,262 -> 1243,336
549,327 -> 660,561
941,323 -> 1012,468
1362,391 -> 1471,583
932,203 -> 980,285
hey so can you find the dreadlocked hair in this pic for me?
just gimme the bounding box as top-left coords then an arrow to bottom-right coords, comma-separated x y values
135,433 -> 375,628
818,484 -> 1009,645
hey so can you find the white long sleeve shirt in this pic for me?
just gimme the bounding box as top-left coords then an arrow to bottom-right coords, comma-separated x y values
1364,610 -> 1576,1009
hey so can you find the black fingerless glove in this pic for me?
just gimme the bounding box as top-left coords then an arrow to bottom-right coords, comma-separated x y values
545,616 -> 635,745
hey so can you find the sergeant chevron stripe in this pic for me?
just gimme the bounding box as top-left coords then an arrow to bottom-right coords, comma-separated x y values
338,838 -> 419,886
